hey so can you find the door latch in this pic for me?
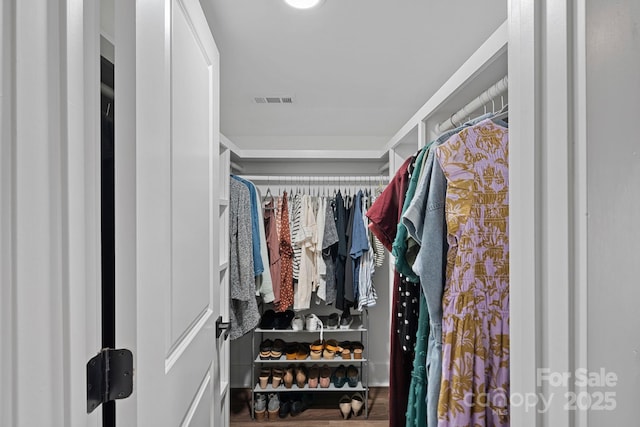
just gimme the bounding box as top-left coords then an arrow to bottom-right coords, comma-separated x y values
86,348 -> 133,413
216,316 -> 230,340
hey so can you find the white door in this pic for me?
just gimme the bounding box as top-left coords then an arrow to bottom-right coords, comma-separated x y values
115,0 -> 228,424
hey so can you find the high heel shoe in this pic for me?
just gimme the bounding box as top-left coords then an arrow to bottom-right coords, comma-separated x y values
283,365 -> 295,389
351,392 -> 364,416
271,367 -> 283,388
339,395 -> 352,419
259,368 -> 271,389
319,364 -> 331,388
308,364 -> 319,388
295,365 -> 307,388
346,365 -> 358,387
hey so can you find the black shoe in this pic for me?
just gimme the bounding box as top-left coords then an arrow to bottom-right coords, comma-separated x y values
278,396 -> 292,418
290,393 -> 312,416
259,310 -> 276,329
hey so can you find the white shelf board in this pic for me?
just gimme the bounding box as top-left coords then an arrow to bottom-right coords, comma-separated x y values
235,149 -> 385,160
255,356 -> 367,364
255,328 -> 366,333
253,382 -> 366,393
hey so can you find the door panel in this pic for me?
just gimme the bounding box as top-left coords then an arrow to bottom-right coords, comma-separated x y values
117,0 -> 224,424
170,0 -> 214,347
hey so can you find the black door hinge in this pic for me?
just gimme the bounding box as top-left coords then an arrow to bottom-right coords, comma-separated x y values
86,348 -> 133,413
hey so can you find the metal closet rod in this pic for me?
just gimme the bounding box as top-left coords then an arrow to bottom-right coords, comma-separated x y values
237,175 -> 389,183
434,75 -> 508,134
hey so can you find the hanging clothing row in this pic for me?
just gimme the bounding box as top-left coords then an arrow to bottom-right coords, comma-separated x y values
366,111 -> 509,427
228,176 -> 387,340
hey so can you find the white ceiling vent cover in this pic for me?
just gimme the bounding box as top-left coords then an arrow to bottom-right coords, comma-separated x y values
253,96 -> 294,104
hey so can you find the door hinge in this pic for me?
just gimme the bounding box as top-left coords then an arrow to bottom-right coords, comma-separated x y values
86,348 -> 133,413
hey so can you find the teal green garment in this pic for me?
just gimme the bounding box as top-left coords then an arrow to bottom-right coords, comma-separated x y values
392,144 -> 430,282
405,291 -> 429,427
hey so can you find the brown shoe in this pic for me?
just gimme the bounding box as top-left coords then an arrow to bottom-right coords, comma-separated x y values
295,365 -> 307,388
319,364 -> 331,388
283,365 -> 295,389
308,364 -> 320,388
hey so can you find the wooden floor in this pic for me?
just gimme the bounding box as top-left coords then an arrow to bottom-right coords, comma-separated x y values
230,387 -> 389,427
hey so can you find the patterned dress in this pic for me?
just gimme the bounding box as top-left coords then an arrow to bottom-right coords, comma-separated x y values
277,192 -> 294,312
436,119 -> 510,427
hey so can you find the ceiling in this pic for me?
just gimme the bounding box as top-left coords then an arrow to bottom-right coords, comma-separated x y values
202,0 -> 507,151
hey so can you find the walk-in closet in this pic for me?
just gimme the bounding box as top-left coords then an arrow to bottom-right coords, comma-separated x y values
4,0 -> 640,426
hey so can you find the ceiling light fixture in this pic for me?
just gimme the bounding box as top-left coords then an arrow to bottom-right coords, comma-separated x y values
284,0 -> 324,10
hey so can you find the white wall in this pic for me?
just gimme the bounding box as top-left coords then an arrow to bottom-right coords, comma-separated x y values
586,0 -> 640,423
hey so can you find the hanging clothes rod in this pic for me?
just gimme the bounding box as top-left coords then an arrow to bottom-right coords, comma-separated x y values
237,175 -> 389,183
434,75 -> 508,134
230,161 -> 244,173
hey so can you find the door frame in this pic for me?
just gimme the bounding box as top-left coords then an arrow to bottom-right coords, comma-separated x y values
508,0 -> 589,425
1,0 -> 102,425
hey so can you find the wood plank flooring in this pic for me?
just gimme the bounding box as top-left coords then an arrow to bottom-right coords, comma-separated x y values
230,387 -> 389,427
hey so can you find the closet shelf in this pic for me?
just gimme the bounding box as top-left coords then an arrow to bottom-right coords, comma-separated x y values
254,356 -> 368,364
255,327 -> 367,333
253,382 -> 366,393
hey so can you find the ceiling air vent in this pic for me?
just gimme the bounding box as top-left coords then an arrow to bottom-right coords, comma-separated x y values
253,96 -> 294,104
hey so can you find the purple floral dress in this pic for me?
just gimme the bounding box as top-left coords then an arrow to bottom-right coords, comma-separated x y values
436,119 -> 510,427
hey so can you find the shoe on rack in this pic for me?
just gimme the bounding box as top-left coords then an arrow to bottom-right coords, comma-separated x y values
296,342 -> 310,360
254,393 -> 267,421
283,365 -> 295,389
346,365 -> 358,387
295,365 -> 307,388
308,364 -> 320,388
271,339 -> 285,360
278,395 -> 292,418
339,310 -> 353,329
291,314 -> 305,331
352,342 -> 364,359
351,392 -> 364,416
274,310 -> 295,330
333,365 -> 347,388
305,313 -> 323,331
259,368 -> 271,389
339,395 -> 352,419
309,339 -> 324,360
259,339 -> 273,360
267,393 -> 280,420
290,393 -> 312,416
259,310 -> 276,329
323,339 -> 339,359
326,312 -> 339,329
271,367 -> 283,388
339,341 -> 352,359
285,342 -> 298,360
319,364 -> 331,388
